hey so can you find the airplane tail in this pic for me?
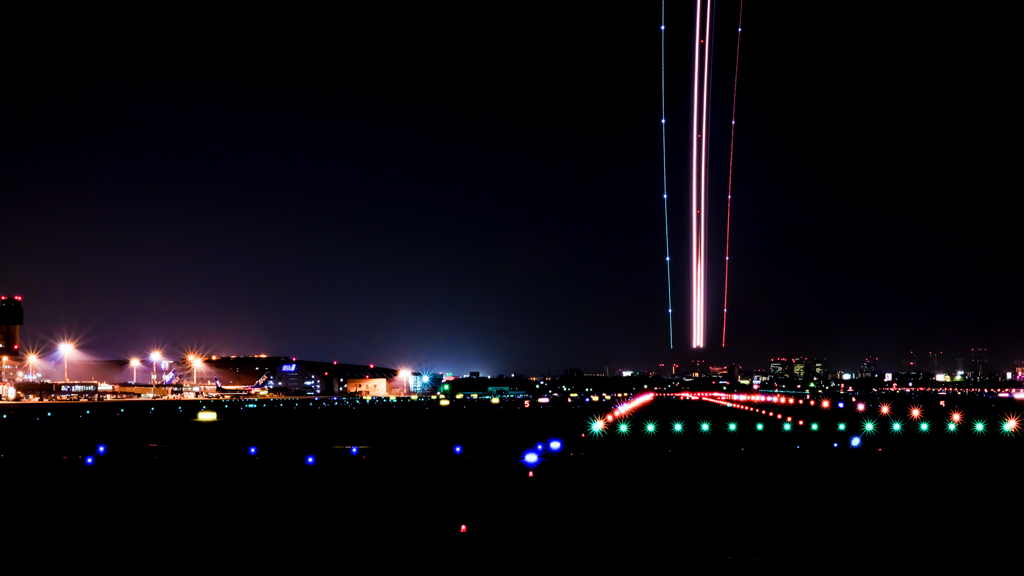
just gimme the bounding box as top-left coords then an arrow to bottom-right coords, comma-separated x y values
253,371 -> 272,389
163,369 -> 177,384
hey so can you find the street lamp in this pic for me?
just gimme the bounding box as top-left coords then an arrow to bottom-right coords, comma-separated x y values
59,342 -> 74,383
26,353 -> 37,380
188,354 -> 202,386
150,350 -> 162,398
130,358 -> 141,383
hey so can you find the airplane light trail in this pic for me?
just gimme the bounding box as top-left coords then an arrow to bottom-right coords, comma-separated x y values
691,0 -> 713,348
661,1 -> 673,349
722,0 -> 743,347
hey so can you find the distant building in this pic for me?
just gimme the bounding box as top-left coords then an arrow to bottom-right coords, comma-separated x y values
770,358 -> 792,377
792,357 -> 809,379
971,348 -> 988,377
0,295 -> 24,357
858,357 -> 878,379
812,358 -> 827,376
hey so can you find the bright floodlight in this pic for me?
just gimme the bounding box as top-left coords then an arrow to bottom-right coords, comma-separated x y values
58,342 -> 74,355
129,358 -> 141,367
150,351 -> 162,361
189,355 -> 202,366
398,370 -> 412,379
27,353 -> 38,362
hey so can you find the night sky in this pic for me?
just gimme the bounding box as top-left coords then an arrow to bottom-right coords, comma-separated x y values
1,3 -> 1017,376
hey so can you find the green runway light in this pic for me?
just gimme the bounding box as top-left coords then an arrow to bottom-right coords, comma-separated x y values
810,423 -> 819,431
699,421 -> 711,433
728,422 -> 737,432
618,422 -> 630,435
837,423 -> 846,431
588,418 -> 606,437
645,421 -> 657,435
672,422 -> 684,433
756,422 -> 764,431
891,421 -> 903,434
947,422 -> 958,433
972,420 -> 986,435
919,421 -> 929,433
862,420 -> 877,435
783,422 -> 792,432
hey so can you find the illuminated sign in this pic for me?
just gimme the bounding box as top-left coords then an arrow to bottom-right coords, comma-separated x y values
281,364 -> 297,372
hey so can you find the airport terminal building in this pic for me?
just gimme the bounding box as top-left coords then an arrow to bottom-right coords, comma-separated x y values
202,356 -> 399,396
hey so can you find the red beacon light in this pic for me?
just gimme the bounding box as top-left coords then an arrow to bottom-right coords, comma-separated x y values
14,296 -> 21,300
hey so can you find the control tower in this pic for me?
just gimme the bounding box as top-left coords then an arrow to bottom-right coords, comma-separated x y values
0,295 -> 24,357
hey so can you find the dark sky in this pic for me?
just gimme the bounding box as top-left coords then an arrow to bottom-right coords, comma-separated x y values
1,3 -> 1018,376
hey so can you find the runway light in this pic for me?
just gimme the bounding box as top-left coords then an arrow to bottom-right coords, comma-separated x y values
549,440 -> 562,451
756,422 -> 764,431
96,445 -> 106,454
837,402 -> 845,409
891,421 -> 903,434
909,406 -> 923,420
811,423 -> 819,431
950,411 -> 963,423
454,445 -> 463,454
618,422 -> 630,435
699,421 -> 711,433
85,456 -> 94,465
1002,416 -> 1020,435
645,421 -> 657,435
197,411 -> 217,421
862,420 -> 876,435
973,420 -> 986,435
306,455 -> 315,465
524,452 -> 539,464
919,422 -> 929,433
821,399 -> 831,409
850,436 -> 861,448
351,446 -> 359,455
589,418 -> 606,436
249,446 -> 257,455
856,403 -> 866,412
879,403 -> 891,416
947,422 -> 958,433
783,422 -> 792,432
727,422 -> 737,432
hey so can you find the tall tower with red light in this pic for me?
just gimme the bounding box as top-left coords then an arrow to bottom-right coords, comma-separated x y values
0,295 -> 24,357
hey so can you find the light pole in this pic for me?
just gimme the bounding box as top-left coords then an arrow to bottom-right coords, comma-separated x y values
188,355 -> 202,386
130,358 -> 141,383
150,351 -> 162,398
1,356 -> 7,382
27,353 -> 37,380
59,342 -> 74,383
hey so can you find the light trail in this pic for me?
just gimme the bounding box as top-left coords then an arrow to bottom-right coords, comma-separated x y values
690,0 -> 702,348
721,0 -> 743,347
661,1 -> 674,349
691,0 -> 714,348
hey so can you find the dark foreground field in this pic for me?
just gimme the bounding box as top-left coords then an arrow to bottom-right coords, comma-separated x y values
2,393 -> 1020,565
